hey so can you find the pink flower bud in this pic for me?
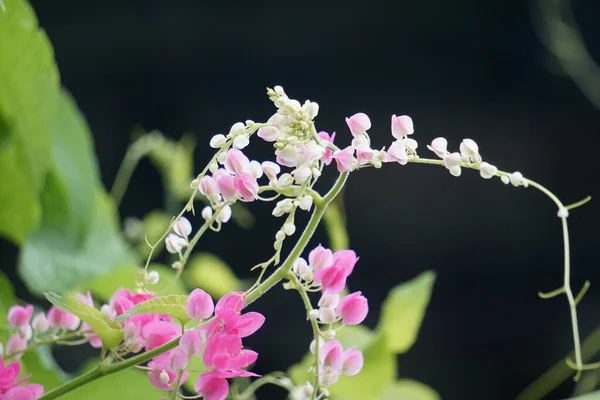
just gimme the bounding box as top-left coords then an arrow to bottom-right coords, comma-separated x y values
337,292 -> 368,325
427,137 -> 447,158
233,172 -> 259,202
168,347 -> 189,372
180,330 -> 203,356
318,131 -> 336,165
333,146 -> 355,173
194,371 -> 230,400
186,289 -> 215,320
355,145 -> 376,165
199,176 -> 220,199
224,148 -> 250,175
385,140 -> 408,165
391,114 -> 414,139
308,245 -> 333,271
214,171 -> 237,202
3,385 -> 44,400
345,113 -> 371,137
6,334 -> 27,357
318,307 -> 337,324
47,307 -> 80,331
342,347 -> 364,376
261,161 -> 280,181
7,305 -> 33,328
32,313 -> 49,333
76,291 -> 94,307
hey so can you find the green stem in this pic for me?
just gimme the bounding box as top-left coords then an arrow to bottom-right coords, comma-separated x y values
171,370 -> 184,400
323,198 -> 348,251
38,171 -> 349,400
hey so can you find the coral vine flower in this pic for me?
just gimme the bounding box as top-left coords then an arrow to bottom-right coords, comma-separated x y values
7,305 -> 33,328
0,356 -> 44,399
313,250 -> 358,294
345,113 -> 371,137
337,292 -> 368,325
333,146 -> 355,173
318,131 -> 336,165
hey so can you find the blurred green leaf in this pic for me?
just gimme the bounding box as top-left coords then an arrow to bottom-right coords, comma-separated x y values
568,391 -> 600,400
114,295 -> 190,324
44,292 -> 124,349
134,210 -> 171,259
184,253 -> 242,298
377,271 -> 436,354
149,134 -> 196,200
60,363 -> 166,399
380,379 -> 441,400
183,355 -> 209,393
19,91 -> 135,295
0,270 -> 16,343
85,263 -> 187,301
0,0 -> 59,243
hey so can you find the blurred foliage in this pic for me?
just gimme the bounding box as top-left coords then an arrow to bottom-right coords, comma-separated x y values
184,253 -> 244,298
289,271 -> 439,400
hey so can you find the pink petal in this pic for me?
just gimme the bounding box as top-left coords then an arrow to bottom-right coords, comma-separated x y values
235,312 -> 265,338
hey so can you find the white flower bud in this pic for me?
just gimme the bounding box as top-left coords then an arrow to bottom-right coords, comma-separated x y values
501,175 -> 510,184
479,162 -> 498,179
145,271 -> 160,285
209,162 -> 218,173
298,195 -> 313,211
311,167 -> 321,178
229,122 -> 246,136
306,102 -> 319,119
32,313 -> 49,333
283,222 -> 296,236
165,233 -> 187,254
209,134 -> 227,148
201,206 -> 213,221
233,135 -> 250,150
261,161 -> 281,181
274,85 -> 285,96
190,178 -> 199,189
275,230 -> 286,242
249,160 -> 263,179
309,340 -> 323,355
323,330 -> 336,340
277,173 -> 294,188
510,171 -> 524,187
159,369 -> 169,384
173,217 -> 192,238
459,138 -> 480,160
217,152 -> 227,165
171,261 -> 182,270
318,307 -> 337,323
318,293 -> 340,309
19,325 -> 33,341
292,166 -> 312,184
449,165 -> 462,177
274,239 -> 283,251
216,205 -> 232,223
557,207 -> 569,218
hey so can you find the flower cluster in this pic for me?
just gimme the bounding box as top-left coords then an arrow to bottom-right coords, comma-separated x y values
0,356 -> 43,400
157,290 -> 265,400
291,245 -> 368,397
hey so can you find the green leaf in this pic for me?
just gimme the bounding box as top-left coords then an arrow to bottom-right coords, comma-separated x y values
184,253 -> 242,298
60,363 -> 166,399
44,292 -> 124,349
18,90 -> 135,294
377,271 -> 436,353
149,134 -> 196,199
328,332 -> 396,400
183,355 -> 210,393
0,0 -> 60,243
381,380 -> 441,400
114,295 -> 191,324
567,391 -> 600,400
85,264 -> 187,301
0,270 -> 16,343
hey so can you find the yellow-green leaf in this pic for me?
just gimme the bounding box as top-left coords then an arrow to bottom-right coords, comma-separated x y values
377,271 -> 436,353
44,292 -> 124,349
381,380 -> 441,400
184,253 -> 242,298
114,295 -> 190,324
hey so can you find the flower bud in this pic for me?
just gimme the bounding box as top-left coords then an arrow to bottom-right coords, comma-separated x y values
233,135 -> 250,150
201,206 -> 213,221
391,114 -> 414,139
479,162 -> 498,179
509,171 -> 524,187
180,330 -> 203,356
6,334 -> 27,357
186,289 -> 214,320
173,217 -> 192,238
292,165 -> 312,184
215,205 -> 232,223
557,207 -> 569,218
159,369 -> 169,384
345,113 -> 371,137
449,165 -> 462,177
168,347 -> 189,372
323,330 -> 336,340
165,233 -> 187,254
190,178 -> 199,189
228,122 -> 246,136
32,313 -> 49,333
501,175 -> 510,184
318,293 -> 340,309
342,347 -> 364,376
283,223 -> 296,236
209,134 -> 227,148
277,173 -> 294,188
318,307 -> 337,323
298,195 -> 313,211
249,160 -> 263,179
145,271 -> 160,285
337,292 -> 368,325
8,305 -> 33,328
308,309 -> 320,320
261,161 -> 280,181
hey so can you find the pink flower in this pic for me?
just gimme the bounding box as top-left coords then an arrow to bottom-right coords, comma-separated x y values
427,137 -> 447,158
168,347 -> 189,372
391,115 -> 414,139
342,347 -> 364,376
186,289 -> 214,321
6,335 -> 27,357
319,340 -> 344,371
142,321 -> 182,351
313,250 -> 358,294
333,146 -> 355,173
194,371 -> 229,400
75,292 -> 94,307
213,170 -> 237,201
385,140 -> 408,165
337,292 -> 368,325
318,131 -> 336,165
308,245 -> 333,271
355,145 -> 375,165
180,330 -> 203,356
215,292 -> 246,314
224,149 -> 250,175
233,172 -> 259,202
202,334 -> 257,371
148,354 -> 188,391
345,113 -> 371,137
0,356 -> 21,391
3,385 -> 44,400
261,161 -> 280,181
7,305 -> 33,328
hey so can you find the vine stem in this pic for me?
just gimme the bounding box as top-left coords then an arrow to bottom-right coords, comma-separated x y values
38,171 -> 348,400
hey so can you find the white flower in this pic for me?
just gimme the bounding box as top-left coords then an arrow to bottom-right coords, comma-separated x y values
201,206 -> 213,221
276,173 -> 294,188
173,217 -> 192,238
165,233 -> 187,254
318,307 -> 337,323
298,195 -> 313,211
233,135 -> 250,149
501,175 -> 510,184
318,293 -> 340,309
283,222 -> 296,236
449,165 -> 462,177
228,122 -> 246,136
145,271 -> 160,285
216,205 -> 232,223
509,171 -> 524,187
292,165 -> 312,184
32,313 -> 49,333
479,162 -> 498,179
459,138 -> 481,162
443,152 -> 461,169
427,137 -> 448,158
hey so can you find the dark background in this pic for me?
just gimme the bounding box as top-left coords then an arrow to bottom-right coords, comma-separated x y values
12,0 -> 600,399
